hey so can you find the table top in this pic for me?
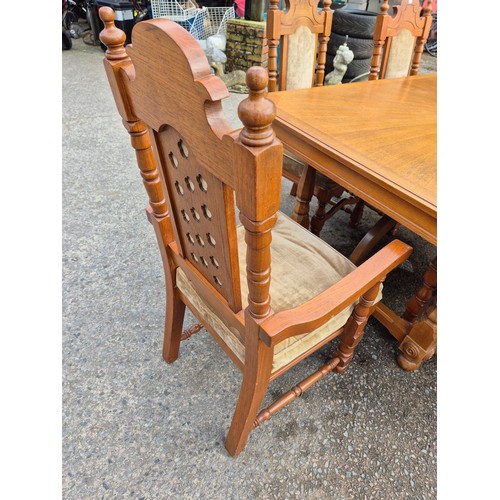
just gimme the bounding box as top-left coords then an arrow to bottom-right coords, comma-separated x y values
268,74 -> 437,244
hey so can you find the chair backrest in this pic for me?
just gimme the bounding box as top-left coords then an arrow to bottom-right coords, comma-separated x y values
100,11 -> 283,319
266,0 -> 333,91
369,0 -> 432,80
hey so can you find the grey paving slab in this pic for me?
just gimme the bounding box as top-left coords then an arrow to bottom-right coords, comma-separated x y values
62,35 -> 437,499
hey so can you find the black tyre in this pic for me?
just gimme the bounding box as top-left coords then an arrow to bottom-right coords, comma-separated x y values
328,32 -> 374,60
332,8 -> 378,39
343,57 -> 371,80
62,29 -> 72,50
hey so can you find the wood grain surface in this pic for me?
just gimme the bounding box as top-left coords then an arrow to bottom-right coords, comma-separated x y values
268,74 -> 437,244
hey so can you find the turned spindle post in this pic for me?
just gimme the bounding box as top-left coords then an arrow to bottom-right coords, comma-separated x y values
99,7 -> 172,246
316,0 -> 332,87
410,0 -> 433,76
225,67 -> 281,457
403,257 -> 437,325
369,0 -> 389,81
335,282 -> 383,373
100,8 -> 185,364
237,66 -> 280,320
266,0 -> 281,92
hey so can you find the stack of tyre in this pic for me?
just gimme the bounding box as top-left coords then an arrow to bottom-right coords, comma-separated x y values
325,8 -> 378,83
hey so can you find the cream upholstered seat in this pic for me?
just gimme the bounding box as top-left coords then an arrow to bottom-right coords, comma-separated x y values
100,9 -> 412,456
177,211 -> 382,374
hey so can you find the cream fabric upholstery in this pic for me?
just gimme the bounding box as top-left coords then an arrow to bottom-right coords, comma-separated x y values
384,29 -> 415,79
176,212 -> 382,373
285,25 -> 316,90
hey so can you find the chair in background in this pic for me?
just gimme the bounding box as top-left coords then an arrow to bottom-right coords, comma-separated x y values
100,8 -> 412,456
266,0 -> 361,235
369,0 -> 433,80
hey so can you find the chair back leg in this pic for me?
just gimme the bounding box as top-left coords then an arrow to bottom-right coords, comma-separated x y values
162,293 -> 186,364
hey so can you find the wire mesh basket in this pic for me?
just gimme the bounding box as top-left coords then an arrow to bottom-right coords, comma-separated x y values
151,1 -> 235,40
189,6 -> 235,39
150,0 -> 199,22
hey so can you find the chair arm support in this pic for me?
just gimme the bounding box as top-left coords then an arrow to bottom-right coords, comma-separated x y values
259,239 -> 412,347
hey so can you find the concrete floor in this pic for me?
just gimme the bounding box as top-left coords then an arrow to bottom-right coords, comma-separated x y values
62,35 -> 437,499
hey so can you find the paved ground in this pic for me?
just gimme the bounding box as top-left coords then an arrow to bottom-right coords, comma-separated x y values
62,34 -> 437,499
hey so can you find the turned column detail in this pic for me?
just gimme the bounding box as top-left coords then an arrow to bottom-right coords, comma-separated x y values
100,7 -> 172,246
267,0 -> 280,92
403,257 -> 437,325
411,0 -> 433,76
335,282 -> 383,373
236,67 -> 281,320
124,121 -> 169,221
316,0 -> 332,87
291,165 -> 315,228
369,0 -> 389,81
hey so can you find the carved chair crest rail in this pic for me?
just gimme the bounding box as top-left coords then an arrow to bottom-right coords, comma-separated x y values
369,0 -> 433,80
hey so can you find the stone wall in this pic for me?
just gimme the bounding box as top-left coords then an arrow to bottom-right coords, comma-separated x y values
225,19 -> 268,73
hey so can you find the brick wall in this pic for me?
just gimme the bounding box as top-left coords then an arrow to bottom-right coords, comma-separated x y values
225,19 -> 268,73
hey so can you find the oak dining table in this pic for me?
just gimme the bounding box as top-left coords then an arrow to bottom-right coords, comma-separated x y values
267,73 -> 437,371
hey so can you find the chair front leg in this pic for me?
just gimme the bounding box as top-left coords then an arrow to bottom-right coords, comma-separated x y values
225,324 -> 274,457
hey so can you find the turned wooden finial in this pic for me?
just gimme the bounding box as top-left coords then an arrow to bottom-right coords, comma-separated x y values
269,0 -> 279,10
238,66 -> 276,147
380,0 -> 390,15
322,0 -> 332,11
99,6 -> 127,60
423,0 -> 433,17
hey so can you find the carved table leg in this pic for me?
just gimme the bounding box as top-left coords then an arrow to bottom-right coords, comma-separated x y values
402,258 -> 437,325
397,258 -> 437,371
398,305 -> 437,371
291,164 -> 316,228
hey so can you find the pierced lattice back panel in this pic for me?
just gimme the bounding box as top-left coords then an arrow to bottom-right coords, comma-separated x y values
154,126 -> 242,312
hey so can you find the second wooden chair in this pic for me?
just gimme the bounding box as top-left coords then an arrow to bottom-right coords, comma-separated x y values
266,0 -> 360,235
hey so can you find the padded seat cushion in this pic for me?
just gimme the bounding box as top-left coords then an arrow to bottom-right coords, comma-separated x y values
176,212 -> 382,373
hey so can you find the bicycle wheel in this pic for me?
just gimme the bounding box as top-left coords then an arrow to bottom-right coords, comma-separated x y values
425,13 -> 437,57
425,41 -> 437,57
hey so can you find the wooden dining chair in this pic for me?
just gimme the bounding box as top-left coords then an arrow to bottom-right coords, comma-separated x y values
369,0 -> 433,80
99,8 -> 412,456
266,0 -> 360,235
